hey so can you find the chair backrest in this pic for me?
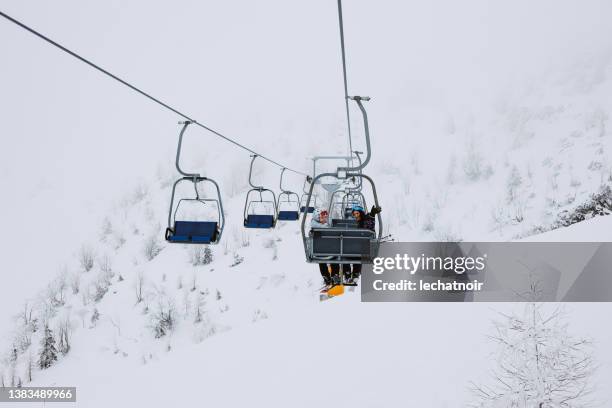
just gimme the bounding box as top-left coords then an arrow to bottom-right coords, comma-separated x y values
278,211 -> 299,221
245,214 -> 275,228
332,218 -> 358,228
173,221 -> 218,242
311,228 -> 375,258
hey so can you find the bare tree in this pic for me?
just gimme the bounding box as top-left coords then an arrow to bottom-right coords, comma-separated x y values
471,300 -> 596,407
98,254 -> 113,276
151,300 -> 175,338
143,234 -> 162,261
69,272 -> 80,295
56,318 -> 71,355
135,272 -> 145,304
79,245 -> 95,272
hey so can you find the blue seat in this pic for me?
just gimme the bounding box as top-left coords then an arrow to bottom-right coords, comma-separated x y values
244,214 -> 275,228
300,206 -> 315,213
278,211 -> 299,221
167,221 -> 218,244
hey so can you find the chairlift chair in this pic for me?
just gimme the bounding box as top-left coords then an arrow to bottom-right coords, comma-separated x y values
299,177 -> 318,214
276,168 -> 300,221
165,121 -> 225,244
300,96 -> 382,265
243,155 -> 277,229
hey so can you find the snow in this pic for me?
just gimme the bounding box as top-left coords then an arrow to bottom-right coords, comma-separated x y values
521,213 -> 612,242
1,1 -> 612,407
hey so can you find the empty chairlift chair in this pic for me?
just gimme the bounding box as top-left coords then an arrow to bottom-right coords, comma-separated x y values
165,121 -> 225,244
299,177 -> 318,214
243,155 -> 277,229
276,168 -> 300,221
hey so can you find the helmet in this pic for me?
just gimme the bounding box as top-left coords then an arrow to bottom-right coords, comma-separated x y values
351,205 -> 365,213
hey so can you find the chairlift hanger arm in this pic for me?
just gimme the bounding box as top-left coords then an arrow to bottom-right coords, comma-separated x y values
248,155 -> 264,190
175,121 -> 200,179
338,96 -> 371,174
279,167 -> 295,194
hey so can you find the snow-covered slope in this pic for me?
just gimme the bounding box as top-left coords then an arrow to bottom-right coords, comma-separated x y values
1,165 -> 612,407
1,2 -> 612,406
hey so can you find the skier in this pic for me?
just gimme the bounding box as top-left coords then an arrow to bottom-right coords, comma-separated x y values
344,204 -> 382,283
311,208 -> 340,287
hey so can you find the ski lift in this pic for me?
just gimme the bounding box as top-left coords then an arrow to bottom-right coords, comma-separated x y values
243,155 -> 277,229
299,176 -> 318,213
276,168 -> 300,221
301,96 -> 382,264
165,121 -> 225,244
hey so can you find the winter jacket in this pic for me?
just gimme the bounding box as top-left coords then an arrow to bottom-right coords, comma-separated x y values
355,210 -> 376,232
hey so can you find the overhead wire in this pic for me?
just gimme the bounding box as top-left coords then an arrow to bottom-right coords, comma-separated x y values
336,0 -> 353,162
0,9 -> 308,176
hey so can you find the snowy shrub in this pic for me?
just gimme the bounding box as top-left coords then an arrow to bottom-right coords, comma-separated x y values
506,165 -> 523,203
471,303 -> 595,407
193,292 -> 206,323
134,273 -> 145,304
99,217 -> 113,241
252,309 -> 268,323
193,322 -> 217,344
189,246 -> 213,266
79,245 -> 95,272
151,301 -> 176,339
91,272 -> 111,303
90,309 -> 100,326
131,182 -> 149,204
511,199 -> 526,224
241,232 -> 251,248
56,318 -> 71,356
13,326 -> 31,354
143,234 -> 162,261
98,254 -> 113,276
112,232 -> 126,250
230,253 -> 244,267
46,273 -> 67,308
557,185 -> 612,226
69,272 -> 80,295
38,326 -> 57,370
463,141 -> 485,181
263,238 -> 278,260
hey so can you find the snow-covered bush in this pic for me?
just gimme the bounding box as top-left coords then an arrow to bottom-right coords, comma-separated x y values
79,245 -> 95,272
189,246 -> 213,266
38,326 -> 57,370
558,185 -> 612,226
151,300 -> 176,339
143,234 -> 163,261
471,303 -> 595,407
230,253 -> 244,267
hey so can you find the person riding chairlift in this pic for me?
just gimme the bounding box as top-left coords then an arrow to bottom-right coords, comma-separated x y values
343,204 -> 381,283
311,208 -> 340,287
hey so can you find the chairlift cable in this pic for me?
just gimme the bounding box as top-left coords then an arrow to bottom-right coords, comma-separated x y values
337,0 -> 353,162
0,10 -> 308,176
